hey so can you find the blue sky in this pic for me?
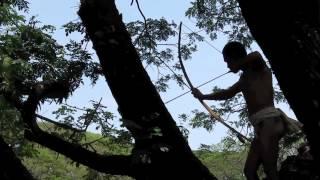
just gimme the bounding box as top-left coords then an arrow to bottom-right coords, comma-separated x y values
27,0 -> 296,149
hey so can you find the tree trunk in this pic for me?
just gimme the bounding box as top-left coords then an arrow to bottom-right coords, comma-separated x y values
0,136 -> 34,180
78,0 -> 216,179
237,0 -> 320,170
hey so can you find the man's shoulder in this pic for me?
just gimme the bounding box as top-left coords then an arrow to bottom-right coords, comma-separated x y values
263,66 -> 272,75
240,67 -> 271,80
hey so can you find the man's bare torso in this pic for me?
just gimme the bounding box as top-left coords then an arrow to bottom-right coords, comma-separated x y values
239,67 -> 274,116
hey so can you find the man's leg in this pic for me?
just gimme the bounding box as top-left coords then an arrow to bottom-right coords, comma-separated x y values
259,118 -> 284,180
244,138 -> 261,180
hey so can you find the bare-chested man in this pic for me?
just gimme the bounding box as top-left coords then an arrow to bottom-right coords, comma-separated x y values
192,41 -> 286,180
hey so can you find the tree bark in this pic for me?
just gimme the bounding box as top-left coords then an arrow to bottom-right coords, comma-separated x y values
0,136 -> 34,180
78,0 -> 216,179
237,0 -> 320,170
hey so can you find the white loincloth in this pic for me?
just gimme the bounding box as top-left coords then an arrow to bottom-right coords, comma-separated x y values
249,107 -> 302,134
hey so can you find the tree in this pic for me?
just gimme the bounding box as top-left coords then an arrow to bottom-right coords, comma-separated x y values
77,0 -> 215,179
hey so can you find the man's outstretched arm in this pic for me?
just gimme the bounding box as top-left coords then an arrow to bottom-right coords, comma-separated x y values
192,81 -> 241,100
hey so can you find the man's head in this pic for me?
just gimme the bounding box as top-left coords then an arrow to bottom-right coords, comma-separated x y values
222,41 -> 247,73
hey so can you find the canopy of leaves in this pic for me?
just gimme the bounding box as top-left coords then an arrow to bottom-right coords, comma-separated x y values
0,0 -> 131,164
186,0 -> 253,47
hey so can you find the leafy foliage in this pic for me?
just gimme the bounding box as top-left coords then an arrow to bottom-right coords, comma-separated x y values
62,16 -> 201,93
195,140 -> 248,180
7,0 -> 29,11
186,0 -> 253,47
0,1 -> 133,171
0,96 -> 36,157
50,99 -> 133,146
127,18 -> 199,92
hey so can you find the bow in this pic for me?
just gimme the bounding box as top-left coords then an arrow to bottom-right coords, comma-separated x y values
177,22 -> 250,143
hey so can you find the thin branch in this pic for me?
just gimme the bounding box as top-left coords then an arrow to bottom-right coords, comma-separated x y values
135,0 -> 148,34
157,43 -> 177,46
182,23 -> 222,54
36,114 -> 85,133
81,136 -> 106,146
61,103 -> 86,111
154,55 -> 184,85
134,0 -> 155,52
84,97 -> 103,131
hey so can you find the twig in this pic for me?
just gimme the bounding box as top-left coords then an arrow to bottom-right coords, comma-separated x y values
62,103 -> 86,111
36,114 -> 84,133
81,136 -> 106,146
84,98 -> 103,131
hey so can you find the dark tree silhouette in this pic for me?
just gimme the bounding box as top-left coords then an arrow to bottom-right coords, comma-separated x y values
0,136 -> 34,180
77,0 -> 216,179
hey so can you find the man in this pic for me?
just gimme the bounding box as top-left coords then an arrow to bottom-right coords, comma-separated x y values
192,41 -> 288,180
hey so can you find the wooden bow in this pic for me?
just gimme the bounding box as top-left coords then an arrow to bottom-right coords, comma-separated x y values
177,22 -> 250,143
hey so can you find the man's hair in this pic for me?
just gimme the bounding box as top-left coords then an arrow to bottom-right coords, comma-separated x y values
222,41 -> 247,61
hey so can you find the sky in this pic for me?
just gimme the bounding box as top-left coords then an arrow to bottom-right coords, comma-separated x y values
27,0 -> 297,150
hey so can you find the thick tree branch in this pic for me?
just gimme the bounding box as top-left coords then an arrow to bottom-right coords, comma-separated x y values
20,81 -> 134,176
25,130 -> 133,176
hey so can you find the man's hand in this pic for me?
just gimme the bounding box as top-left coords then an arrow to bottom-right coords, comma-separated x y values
191,88 -> 204,100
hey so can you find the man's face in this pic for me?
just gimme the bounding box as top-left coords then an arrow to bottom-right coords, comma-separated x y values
223,55 -> 239,73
